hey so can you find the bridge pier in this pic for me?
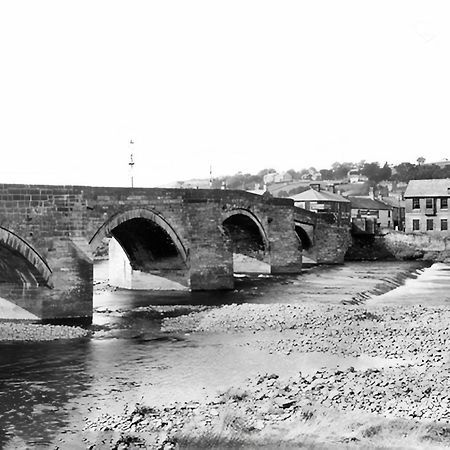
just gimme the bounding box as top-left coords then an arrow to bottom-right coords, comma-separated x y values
40,240 -> 93,323
190,264 -> 234,290
268,205 -> 303,274
7,240 -> 94,323
187,207 -> 235,290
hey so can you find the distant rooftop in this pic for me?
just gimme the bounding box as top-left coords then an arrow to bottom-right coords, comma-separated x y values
404,179 -> 450,197
348,196 -> 392,210
424,159 -> 450,167
290,188 -> 350,203
381,196 -> 405,208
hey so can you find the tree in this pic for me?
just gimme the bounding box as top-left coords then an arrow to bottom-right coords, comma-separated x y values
361,162 -> 381,183
378,162 -> 392,182
286,169 -> 301,180
357,161 -> 392,184
257,168 -> 276,177
331,162 -> 354,180
320,169 -> 334,180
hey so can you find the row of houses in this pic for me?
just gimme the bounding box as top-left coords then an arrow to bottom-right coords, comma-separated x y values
290,184 -> 403,232
290,179 -> 450,235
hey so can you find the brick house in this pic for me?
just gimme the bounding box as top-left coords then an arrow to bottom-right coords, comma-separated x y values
404,179 -> 450,233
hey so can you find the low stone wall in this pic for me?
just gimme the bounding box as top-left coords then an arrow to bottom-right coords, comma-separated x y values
383,230 -> 450,261
346,229 -> 450,262
345,235 -> 396,261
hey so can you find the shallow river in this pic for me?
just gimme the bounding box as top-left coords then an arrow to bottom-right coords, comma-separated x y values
0,261 -> 448,448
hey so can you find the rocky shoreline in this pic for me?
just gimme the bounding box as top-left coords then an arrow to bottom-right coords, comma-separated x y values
0,322 -> 90,341
84,300 -> 450,449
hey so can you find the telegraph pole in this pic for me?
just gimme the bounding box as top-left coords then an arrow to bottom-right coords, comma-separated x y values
129,140 -> 135,188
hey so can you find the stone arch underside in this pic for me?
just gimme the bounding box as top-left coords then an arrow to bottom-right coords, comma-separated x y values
221,209 -> 270,273
295,224 -> 313,251
0,227 -> 53,288
90,209 -> 189,288
0,227 -> 52,319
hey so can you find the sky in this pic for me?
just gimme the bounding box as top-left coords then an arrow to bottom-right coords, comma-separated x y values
1,1 -> 450,187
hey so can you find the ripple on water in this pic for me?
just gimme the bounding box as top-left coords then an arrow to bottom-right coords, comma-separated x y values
368,263 -> 450,305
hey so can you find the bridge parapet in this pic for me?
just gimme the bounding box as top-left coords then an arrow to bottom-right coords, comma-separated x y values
293,206 -> 317,226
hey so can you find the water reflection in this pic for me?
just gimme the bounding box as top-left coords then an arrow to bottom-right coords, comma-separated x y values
0,340 -> 92,447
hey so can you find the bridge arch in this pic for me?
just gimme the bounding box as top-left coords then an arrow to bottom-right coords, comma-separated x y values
295,224 -> 313,251
221,209 -> 271,274
89,208 -> 188,263
0,227 -> 53,288
221,208 -> 270,251
89,208 -> 189,289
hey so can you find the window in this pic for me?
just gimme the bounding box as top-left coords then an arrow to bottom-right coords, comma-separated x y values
442,219 -> 448,231
441,198 -> 448,209
388,210 -> 391,218
426,198 -> 433,209
427,219 -> 434,231
413,198 -> 420,209
413,219 -> 420,231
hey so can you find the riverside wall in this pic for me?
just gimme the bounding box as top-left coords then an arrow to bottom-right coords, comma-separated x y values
346,229 -> 450,262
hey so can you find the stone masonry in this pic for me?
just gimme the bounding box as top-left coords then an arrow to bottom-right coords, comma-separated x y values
0,185 -> 307,322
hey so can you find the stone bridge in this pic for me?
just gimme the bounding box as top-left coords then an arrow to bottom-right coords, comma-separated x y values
294,207 -> 351,264
0,184 -> 336,322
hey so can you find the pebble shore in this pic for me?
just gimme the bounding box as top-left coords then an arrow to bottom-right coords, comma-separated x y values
0,322 -> 90,341
162,302 -> 450,362
85,301 -> 450,448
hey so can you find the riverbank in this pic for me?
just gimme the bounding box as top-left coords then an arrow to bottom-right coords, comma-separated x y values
0,322 -> 90,341
84,283 -> 450,448
0,261 -> 440,449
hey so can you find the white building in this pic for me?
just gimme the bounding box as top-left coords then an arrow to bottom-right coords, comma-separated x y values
404,179 -> 450,233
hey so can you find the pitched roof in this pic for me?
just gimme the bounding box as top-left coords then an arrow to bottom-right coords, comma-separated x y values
404,179 -> 450,197
348,196 -> 392,210
381,196 -> 406,208
290,188 -> 350,203
336,182 -> 370,196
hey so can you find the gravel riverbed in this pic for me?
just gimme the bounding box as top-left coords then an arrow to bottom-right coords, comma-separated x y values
0,322 -> 90,341
85,301 -> 450,449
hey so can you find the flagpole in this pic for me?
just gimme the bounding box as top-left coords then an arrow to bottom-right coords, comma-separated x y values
129,140 -> 135,188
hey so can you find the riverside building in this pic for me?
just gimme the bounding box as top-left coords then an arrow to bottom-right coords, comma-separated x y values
290,184 -> 351,226
404,179 -> 450,233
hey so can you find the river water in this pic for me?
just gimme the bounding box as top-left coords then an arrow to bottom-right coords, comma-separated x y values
0,260 -> 447,448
